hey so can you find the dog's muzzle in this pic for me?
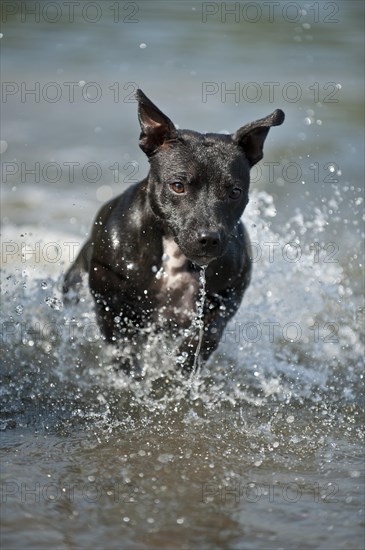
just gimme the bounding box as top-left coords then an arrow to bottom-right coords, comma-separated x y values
181,228 -> 225,266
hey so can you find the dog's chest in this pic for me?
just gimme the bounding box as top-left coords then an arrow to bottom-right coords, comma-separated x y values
152,238 -> 200,326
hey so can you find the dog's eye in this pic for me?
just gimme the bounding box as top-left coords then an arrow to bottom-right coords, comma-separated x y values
169,182 -> 185,194
229,187 -> 242,200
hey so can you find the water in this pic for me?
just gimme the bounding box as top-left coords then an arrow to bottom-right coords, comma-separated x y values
191,266 -> 207,377
1,2 -> 364,549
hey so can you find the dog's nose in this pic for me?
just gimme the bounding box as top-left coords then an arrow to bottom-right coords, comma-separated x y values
197,229 -> 221,252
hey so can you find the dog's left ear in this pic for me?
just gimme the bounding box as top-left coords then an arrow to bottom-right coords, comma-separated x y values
136,89 -> 178,156
233,109 -> 285,167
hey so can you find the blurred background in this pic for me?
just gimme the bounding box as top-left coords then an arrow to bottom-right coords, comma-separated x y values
1,2 -> 364,549
2,0 -> 364,251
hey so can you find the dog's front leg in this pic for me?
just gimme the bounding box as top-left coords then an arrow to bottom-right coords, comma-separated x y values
175,291 -> 242,373
93,298 -> 145,377
89,261 -> 148,376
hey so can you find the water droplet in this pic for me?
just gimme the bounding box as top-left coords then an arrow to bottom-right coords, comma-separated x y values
155,266 -> 166,279
45,296 -> 63,310
41,281 -> 47,289
15,304 -> 23,315
157,453 -> 174,463
176,352 -> 188,365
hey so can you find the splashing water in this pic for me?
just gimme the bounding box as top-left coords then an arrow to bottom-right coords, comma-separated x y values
0,191 -> 363,427
190,265 -> 207,379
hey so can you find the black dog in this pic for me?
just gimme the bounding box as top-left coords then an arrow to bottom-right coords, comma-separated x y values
63,89 -> 284,372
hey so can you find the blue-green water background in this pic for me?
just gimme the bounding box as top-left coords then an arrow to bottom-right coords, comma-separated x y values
1,2 -> 364,549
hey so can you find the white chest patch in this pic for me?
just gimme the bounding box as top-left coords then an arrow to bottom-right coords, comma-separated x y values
153,238 -> 200,325
156,237 -> 189,287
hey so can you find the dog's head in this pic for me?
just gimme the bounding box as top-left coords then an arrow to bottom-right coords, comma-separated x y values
136,89 -> 284,266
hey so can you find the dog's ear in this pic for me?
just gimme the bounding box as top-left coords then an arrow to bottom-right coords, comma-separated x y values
136,89 -> 178,156
233,109 -> 285,167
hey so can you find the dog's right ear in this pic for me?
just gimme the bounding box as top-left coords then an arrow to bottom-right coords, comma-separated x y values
136,89 -> 178,156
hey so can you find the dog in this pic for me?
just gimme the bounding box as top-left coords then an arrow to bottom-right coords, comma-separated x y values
63,89 -> 284,373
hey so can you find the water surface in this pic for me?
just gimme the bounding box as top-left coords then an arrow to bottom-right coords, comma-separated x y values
1,2 -> 364,549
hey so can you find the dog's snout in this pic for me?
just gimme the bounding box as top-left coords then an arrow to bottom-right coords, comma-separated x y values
197,229 -> 221,251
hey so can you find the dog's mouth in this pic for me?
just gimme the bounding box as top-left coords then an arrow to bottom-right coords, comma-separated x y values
187,253 -> 218,267
173,234 -> 224,267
